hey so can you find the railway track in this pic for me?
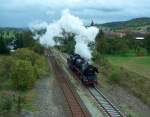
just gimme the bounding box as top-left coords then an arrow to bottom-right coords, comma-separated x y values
58,51 -> 125,117
48,49 -> 125,117
47,49 -> 89,117
88,86 -> 125,117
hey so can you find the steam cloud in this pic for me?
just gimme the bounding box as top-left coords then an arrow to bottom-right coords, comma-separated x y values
30,9 -> 99,60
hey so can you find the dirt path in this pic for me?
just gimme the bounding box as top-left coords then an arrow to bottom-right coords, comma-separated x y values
22,77 -> 71,117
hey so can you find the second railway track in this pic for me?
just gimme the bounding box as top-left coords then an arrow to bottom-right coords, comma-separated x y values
48,49 -> 125,117
47,49 -> 89,117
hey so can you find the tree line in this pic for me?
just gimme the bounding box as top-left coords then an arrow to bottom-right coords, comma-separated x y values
55,28 -> 150,57
95,30 -> 150,56
0,31 -> 44,55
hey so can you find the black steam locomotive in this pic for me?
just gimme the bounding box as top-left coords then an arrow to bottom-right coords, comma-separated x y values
67,54 -> 98,86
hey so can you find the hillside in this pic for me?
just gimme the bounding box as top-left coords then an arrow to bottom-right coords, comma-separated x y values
96,17 -> 150,31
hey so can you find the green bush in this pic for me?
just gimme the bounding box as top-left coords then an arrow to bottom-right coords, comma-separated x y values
11,60 -> 36,91
0,95 -> 13,112
0,36 -> 10,54
0,56 -> 14,81
144,34 -> 150,54
109,71 -> 121,83
13,48 -> 39,66
31,43 -> 44,55
108,66 -> 126,83
0,48 -> 48,92
92,52 -> 112,77
34,57 -> 48,77
136,47 -> 148,56
13,48 -> 48,77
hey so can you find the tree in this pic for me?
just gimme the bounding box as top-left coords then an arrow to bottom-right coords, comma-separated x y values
147,27 -> 150,32
107,38 -> 129,55
144,33 -> 150,54
56,31 -> 76,54
13,48 -> 39,66
0,56 -> 13,81
125,31 -> 135,49
62,33 -> 75,54
22,31 -> 36,48
13,48 -> 48,77
95,29 -> 108,54
96,29 -> 104,39
31,43 -> 44,55
0,36 -> 9,54
14,31 -> 37,49
14,33 -> 23,49
11,60 -> 36,91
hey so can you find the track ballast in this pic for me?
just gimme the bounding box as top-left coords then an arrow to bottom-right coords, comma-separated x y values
89,87 -> 125,117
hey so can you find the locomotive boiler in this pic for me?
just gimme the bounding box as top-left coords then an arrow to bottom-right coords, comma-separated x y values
67,54 -> 98,86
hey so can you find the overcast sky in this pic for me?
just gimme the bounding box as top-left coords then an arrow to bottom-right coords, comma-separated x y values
0,0 -> 150,27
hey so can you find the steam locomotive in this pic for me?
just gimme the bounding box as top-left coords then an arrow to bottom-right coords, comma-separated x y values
67,54 -> 98,86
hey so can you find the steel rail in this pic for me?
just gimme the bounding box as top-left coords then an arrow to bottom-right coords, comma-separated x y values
88,87 -> 125,117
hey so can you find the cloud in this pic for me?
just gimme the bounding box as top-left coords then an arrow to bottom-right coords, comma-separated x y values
1,0 -> 150,11
0,0 -> 150,27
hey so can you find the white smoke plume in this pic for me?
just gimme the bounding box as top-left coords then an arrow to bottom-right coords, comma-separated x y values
29,21 -> 48,40
30,22 -> 48,31
31,9 -> 99,60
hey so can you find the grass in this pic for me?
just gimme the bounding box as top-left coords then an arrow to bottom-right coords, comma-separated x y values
107,56 -> 150,79
106,55 -> 150,106
0,89 -> 37,116
21,89 -> 37,111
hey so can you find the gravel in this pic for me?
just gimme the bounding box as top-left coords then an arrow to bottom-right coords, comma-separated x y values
56,50 -> 150,117
63,66 -> 104,117
22,77 -> 71,117
98,83 -> 150,117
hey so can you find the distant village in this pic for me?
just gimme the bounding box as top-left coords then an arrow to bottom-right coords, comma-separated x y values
104,31 -> 146,40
